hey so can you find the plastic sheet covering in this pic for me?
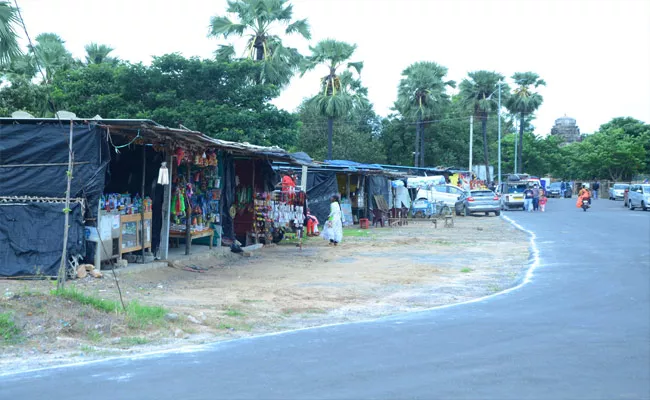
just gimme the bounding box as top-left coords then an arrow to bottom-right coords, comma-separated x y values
0,202 -> 85,277
306,171 -> 338,225
220,152 -> 236,241
407,175 -> 446,189
367,176 -> 390,216
0,123 -> 109,218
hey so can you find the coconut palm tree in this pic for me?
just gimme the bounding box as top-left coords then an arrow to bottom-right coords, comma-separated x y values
300,39 -> 363,160
0,1 -> 21,67
506,72 -> 545,173
209,0 -> 310,87
84,42 -> 116,65
32,33 -> 74,83
459,71 -> 508,182
395,61 -> 455,167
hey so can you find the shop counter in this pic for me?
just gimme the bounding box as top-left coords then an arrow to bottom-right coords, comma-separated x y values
169,228 -> 214,249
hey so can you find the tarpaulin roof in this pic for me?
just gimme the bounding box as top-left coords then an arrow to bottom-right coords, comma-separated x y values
323,160 -> 385,170
0,117 -> 310,166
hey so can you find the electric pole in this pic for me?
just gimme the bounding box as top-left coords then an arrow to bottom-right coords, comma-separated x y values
469,115 -> 473,175
497,81 -> 502,186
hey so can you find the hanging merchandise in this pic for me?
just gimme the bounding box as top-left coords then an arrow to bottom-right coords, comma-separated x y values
157,162 -> 170,185
174,148 -> 185,166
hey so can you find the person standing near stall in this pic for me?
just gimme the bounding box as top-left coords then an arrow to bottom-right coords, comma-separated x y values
322,195 -> 343,246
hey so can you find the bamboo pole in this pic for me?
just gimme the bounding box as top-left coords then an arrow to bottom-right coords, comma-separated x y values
57,121 -> 74,290
140,144 -> 146,263
185,161 -> 192,255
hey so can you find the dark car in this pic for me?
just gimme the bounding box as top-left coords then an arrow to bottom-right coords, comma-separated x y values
546,182 -> 562,198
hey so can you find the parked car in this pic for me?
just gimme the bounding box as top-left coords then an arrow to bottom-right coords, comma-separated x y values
546,182 -> 562,198
416,184 -> 466,207
455,189 -> 501,216
496,182 -> 527,210
609,183 -> 629,201
628,184 -> 650,211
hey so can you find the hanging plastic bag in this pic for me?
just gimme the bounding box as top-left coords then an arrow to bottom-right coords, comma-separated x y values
157,162 -> 169,185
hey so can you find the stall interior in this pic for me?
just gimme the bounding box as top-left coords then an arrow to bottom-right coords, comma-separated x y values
168,150 -> 221,251
335,173 -> 365,224
232,160 -> 305,246
97,144 -> 164,265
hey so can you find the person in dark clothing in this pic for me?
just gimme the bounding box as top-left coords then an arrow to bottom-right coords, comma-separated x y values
592,180 -> 600,200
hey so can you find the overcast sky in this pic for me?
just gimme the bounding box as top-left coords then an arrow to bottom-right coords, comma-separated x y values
16,0 -> 650,135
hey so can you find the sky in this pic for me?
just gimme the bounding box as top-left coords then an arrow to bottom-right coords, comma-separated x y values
15,0 -> 650,135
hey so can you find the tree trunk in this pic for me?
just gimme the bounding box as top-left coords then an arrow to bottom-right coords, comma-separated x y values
327,117 -> 333,160
482,114 -> 491,182
419,120 -> 425,167
518,113 -> 525,174
414,119 -> 420,167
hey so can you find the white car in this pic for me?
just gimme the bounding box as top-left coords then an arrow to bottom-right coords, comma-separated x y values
416,184 -> 466,207
628,184 -> 650,211
608,183 -> 629,200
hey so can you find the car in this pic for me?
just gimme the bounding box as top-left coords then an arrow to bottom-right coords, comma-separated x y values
416,184 -> 466,207
496,181 -> 527,210
455,189 -> 501,216
546,182 -> 562,198
627,184 -> 650,211
608,183 -> 629,200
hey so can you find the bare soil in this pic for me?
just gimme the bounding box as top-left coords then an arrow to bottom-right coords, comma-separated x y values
0,215 -> 529,374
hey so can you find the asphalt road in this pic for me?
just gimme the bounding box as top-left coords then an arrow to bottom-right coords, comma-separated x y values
2,198 -> 649,399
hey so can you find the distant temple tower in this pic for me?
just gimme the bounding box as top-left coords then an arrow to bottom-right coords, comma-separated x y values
550,115 -> 581,145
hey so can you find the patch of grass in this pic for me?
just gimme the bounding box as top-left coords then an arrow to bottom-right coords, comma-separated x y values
240,299 -> 264,304
125,301 -> 167,329
79,344 -> 95,353
460,268 -> 473,273
0,312 -> 21,344
488,284 -> 501,293
343,228 -> 372,237
432,239 -> 453,246
53,287 -> 167,330
117,336 -> 149,347
217,322 -> 252,332
52,287 -> 120,313
87,329 -> 102,343
224,308 -> 245,317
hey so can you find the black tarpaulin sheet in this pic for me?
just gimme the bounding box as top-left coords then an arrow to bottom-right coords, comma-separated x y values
0,202 -> 85,277
221,152 -> 236,241
367,176 -> 390,219
306,171 -> 338,224
0,124 -> 109,218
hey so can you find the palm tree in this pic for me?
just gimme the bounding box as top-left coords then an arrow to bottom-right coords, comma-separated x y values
32,33 -> 74,83
84,42 -> 116,65
395,62 -> 455,167
506,72 -> 545,173
459,71 -> 508,182
209,0 -> 310,87
0,1 -> 21,66
300,39 -> 363,160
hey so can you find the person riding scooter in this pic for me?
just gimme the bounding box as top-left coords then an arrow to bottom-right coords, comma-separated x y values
576,185 -> 591,210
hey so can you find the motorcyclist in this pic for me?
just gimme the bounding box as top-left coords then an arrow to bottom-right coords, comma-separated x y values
576,185 -> 591,209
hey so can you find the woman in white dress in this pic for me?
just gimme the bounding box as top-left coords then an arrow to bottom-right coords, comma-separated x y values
322,195 -> 343,246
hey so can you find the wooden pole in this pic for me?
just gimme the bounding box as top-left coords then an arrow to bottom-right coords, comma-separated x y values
185,161 -> 192,255
57,120 -> 74,290
140,144 -> 146,263
252,159 -> 257,245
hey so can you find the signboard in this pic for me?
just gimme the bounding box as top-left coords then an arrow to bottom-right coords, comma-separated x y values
340,203 -> 353,226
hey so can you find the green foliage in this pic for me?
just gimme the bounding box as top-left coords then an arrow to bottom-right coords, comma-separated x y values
0,312 -> 21,343
32,33 -> 75,83
84,42 -> 117,65
125,301 -> 167,329
395,61 -> 455,121
52,287 -> 121,312
209,0 -> 310,86
0,1 -> 21,66
224,308 -> 245,317
117,336 -> 149,346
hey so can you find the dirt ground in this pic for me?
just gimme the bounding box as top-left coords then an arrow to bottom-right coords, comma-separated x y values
0,215 -> 529,373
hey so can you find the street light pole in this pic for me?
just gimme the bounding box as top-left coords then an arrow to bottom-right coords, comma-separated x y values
497,81 -> 502,186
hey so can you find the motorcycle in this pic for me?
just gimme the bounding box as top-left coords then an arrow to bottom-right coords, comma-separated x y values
581,198 -> 590,211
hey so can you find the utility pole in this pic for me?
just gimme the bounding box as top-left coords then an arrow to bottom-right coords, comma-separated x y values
497,81 -> 502,186
469,115 -> 473,175
514,118 -> 518,174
